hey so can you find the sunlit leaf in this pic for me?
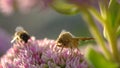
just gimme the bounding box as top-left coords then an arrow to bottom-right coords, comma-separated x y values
116,26 -> 120,37
85,46 -> 118,68
50,0 -> 80,15
108,1 -> 120,27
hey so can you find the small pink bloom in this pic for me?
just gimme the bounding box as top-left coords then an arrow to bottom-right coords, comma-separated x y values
0,0 -> 14,15
0,0 -> 53,14
17,0 -> 38,13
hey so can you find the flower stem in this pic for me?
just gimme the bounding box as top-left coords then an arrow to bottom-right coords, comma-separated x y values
81,10 -> 112,60
88,8 -> 105,25
114,8 -> 120,30
104,22 -> 120,62
98,1 -> 119,61
88,6 -> 120,62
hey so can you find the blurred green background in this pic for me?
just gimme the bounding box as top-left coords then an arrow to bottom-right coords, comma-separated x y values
0,8 -> 91,39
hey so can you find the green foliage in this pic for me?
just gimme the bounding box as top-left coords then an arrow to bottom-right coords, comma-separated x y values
117,26 -> 120,37
50,0 -> 80,15
85,47 -> 118,68
50,0 -> 120,68
108,1 -> 120,27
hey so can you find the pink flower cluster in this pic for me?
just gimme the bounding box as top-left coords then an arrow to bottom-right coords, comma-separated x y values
0,37 -> 88,68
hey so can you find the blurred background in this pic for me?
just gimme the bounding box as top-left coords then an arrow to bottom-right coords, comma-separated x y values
0,8 -> 91,56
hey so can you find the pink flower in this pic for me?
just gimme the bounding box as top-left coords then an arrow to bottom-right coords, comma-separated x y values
118,0 -> 120,4
16,0 -> 38,13
0,0 -> 14,15
0,37 -> 89,68
0,0 -> 53,15
17,0 -> 52,13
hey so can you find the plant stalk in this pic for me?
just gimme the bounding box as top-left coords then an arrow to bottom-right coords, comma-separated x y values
104,23 -> 120,62
81,10 -> 112,60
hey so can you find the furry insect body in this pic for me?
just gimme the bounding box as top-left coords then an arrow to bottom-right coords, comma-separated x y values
56,31 -> 94,53
11,27 -> 30,43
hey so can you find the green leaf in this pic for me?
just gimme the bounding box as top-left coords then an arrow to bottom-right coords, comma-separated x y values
50,0 -> 80,15
108,1 -> 120,27
103,27 -> 107,39
85,46 -> 118,68
116,26 -> 120,37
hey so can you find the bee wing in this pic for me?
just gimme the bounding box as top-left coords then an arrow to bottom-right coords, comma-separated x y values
15,26 -> 24,32
60,30 -> 75,37
60,30 -> 68,34
73,37 -> 94,41
57,30 -> 66,38
60,30 -> 75,38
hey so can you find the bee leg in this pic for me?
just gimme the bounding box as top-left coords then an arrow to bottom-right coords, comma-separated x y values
76,48 -> 80,53
57,46 -> 64,56
74,48 -> 80,56
59,45 -> 64,53
71,47 -> 80,57
69,46 -> 74,57
55,45 -> 59,52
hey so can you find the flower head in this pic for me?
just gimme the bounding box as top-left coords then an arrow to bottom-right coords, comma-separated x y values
0,37 -> 89,68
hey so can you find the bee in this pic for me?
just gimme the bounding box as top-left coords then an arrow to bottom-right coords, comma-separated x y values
56,30 -> 94,52
11,26 -> 30,43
